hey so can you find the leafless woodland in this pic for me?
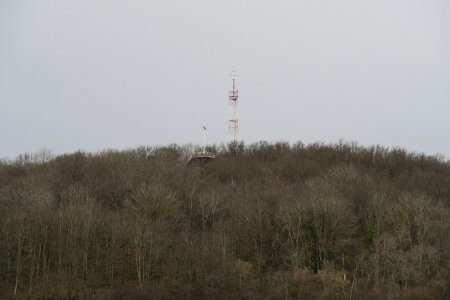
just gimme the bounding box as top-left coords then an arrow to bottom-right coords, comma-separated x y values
0,142 -> 449,299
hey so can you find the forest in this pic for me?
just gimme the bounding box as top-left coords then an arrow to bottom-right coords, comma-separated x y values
0,141 -> 449,300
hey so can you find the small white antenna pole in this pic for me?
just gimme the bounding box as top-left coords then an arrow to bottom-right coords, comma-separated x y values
203,123 -> 206,154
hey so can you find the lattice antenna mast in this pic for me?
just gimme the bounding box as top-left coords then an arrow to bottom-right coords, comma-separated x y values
228,67 -> 239,141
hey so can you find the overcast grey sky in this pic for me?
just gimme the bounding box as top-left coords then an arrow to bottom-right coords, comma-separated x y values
1,0 -> 449,159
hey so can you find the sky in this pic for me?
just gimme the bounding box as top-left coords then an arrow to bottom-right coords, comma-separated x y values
1,0 -> 449,159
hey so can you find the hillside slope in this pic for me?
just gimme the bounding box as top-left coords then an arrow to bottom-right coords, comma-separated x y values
1,141 -> 449,299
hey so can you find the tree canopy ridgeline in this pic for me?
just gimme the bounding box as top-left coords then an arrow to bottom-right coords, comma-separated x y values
0,141 -> 449,299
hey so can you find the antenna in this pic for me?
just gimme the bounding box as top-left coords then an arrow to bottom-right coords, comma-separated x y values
203,123 -> 207,154
187,123 -> 215,165
228,66 -> 239,141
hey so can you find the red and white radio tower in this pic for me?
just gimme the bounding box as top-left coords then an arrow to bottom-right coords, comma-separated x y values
228,67 -> 239,141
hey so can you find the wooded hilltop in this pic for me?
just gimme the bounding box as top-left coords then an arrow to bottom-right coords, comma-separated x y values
0,141 -> 449,299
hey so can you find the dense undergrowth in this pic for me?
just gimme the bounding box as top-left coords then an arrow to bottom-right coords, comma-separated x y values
0,141 -> 449,299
